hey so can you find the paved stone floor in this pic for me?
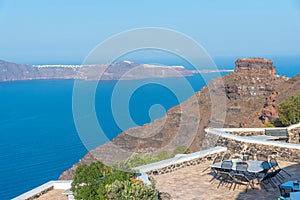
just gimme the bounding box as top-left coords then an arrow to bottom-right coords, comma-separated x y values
34,160 -> 300,200
154,160 -> 300,200
34,189 -> 68,200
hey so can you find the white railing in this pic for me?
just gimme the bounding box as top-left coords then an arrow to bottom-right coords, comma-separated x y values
287,122 -> 300,131
213,122 -> 300,133
213,128 -> 265,132
133,146 -> 227,173
205,128 -> 300,150
12,180 -> 72,200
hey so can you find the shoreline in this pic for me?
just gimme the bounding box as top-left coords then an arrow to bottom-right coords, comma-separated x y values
0,69 -> 234,83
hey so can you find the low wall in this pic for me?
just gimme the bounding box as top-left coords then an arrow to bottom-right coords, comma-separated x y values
288,127 -> 300,143
205,129 -> 300,163
133,146 -> 227,176
213,128 -> 265,137
12,180 -> 72,200
214,123 -> 300,144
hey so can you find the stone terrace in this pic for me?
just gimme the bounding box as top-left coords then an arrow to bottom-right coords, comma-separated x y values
154,160 -> 300,200
34,190 -> 68,200
25,160 -> 300,200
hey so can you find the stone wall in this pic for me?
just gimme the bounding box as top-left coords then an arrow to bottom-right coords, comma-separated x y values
214,135 -> 300,163
25,187 -> 53,200
288,127 -> 300,144
212,128 -> 265,137
205,129 -> 300,163
219,131 -> 264,137
146,150 -> 226,176
212,125 -> 300,144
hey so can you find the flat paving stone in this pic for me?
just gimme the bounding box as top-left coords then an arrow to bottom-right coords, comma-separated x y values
154,160 -> 300,200
34,189 -> 68,200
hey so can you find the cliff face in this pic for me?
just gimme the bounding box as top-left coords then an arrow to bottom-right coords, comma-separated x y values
59,58 -> 299,180
222,58 -> 286,126
235,58 -> 276,75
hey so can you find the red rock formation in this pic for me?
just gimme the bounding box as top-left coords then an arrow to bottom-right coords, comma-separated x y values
235,58 -> 276,75
260,91 -> 279,123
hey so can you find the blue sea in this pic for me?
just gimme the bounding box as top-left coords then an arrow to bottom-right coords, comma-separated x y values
0,56 -> 299,200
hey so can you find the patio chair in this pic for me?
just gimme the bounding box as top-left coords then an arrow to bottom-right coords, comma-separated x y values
256,153 -> 268,161
221,160 -> 233,172
222,153 -> 231,161
269,157 -> 291,178
217,171 -> 235,190
236,162 -> 248,173
209,167 -> 223,183
259,171 -> 278,190
205,156 -> 223,183
236,162 -> 253,176
260,161 -> 271,174
233,173 -> 255,192
256,161 -> 276,190
202,155 -> 222,173
259,164 -> 282,191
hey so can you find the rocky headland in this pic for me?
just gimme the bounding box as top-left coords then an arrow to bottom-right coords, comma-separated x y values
59,57 -> 300,180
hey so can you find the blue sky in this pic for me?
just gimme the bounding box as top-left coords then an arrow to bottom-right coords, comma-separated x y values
0,0 -> 300,64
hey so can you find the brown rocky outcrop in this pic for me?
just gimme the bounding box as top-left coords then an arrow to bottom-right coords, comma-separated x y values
260,91 -> 279,123
225,58 -> 277,100
235,58 -> 276,75
59,58 -> 299,180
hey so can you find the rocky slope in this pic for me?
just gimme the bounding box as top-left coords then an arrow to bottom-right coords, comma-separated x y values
59,58 -> 299,180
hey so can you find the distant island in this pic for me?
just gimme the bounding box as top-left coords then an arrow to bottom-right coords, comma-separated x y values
0,59 -> 233,82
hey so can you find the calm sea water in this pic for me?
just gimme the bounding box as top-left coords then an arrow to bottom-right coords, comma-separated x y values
0,73 -> 220,200
0,57 -> 299,200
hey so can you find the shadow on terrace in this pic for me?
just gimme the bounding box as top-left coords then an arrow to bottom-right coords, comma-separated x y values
154,160 -> 300,200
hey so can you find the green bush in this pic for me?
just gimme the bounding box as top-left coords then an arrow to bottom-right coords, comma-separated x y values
115,145 -> 190,171
71,161 -> 134,200
155,151 -> 171,161
263,122 -> 275,128
97,170 -> 133,199
71,161 -> 112,200
106,180 -> 158,200
277,95 -> 300,126
71,146 -> 192,200
115,153 -> 161,170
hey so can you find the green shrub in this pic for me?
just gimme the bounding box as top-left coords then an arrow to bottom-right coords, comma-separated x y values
116,145 -> 190,171
71,146 -> 193,200
71,161 -> 134,200
115,153 -> 161,170
71,161 -> 111,200
277,95 -> 300,126
97,170 -> 133,199
106,180 -> 158,200
263,122 -> 275,128
155,151 -> 171,160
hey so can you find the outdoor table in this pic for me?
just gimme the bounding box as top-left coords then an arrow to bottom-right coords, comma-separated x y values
210,159 -> 275,173
280,181 -> 300,192
290,191 -> 300,200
